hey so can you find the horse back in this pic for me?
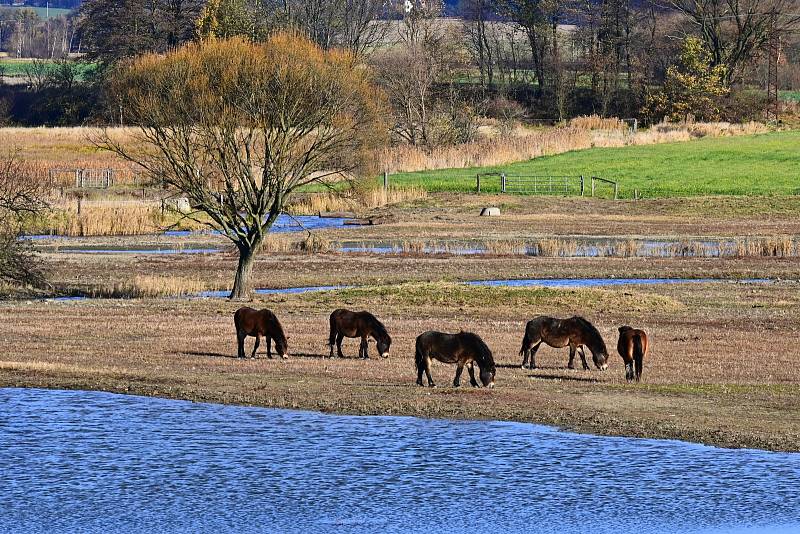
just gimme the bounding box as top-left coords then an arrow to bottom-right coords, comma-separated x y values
235,307 -> 281,337
416,330 -> 462,363
617,327 -> 647,360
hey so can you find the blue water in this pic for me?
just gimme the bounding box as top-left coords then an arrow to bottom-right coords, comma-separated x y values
163,214 -> 352,238
22,214 -> 352,240
58,248 -> 221,255
467,278 -> 770,289
196,285 -> 350,298
0,389 -> 798,533
47,278 -> 769,302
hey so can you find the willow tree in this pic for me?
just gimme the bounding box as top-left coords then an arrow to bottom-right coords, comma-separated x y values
102,35 -> 385,299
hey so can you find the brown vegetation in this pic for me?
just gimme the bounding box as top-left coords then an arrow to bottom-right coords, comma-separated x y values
379,120 -> 767,173
1,277 -> 798,452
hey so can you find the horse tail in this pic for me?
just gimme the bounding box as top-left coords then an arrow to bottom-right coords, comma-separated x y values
414,337 -> 424,373
328,313 -> 337,347
519,329 -> 531,357
633,333 -> 644,381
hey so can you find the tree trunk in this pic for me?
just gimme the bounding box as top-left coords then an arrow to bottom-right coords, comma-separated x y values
230,246 -> 256,300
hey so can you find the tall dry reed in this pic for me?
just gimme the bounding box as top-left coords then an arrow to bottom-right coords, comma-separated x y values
288,185 -> 427,215
380,121 -> 768,173
90,275 -> 208,298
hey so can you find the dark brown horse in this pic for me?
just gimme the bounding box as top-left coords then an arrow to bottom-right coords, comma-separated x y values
617,326 -> 649,382
234,307 -> 288,359
519,316 -> 609,371
415,330 -> 496,388
328,309 -> 392,359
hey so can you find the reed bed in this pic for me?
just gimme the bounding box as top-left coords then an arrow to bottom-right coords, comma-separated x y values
29,199 -> 202,237
88,276 -> 208,299
380,121 -> 768,173
288,185 -> 427,215
258,234 -> 332,254
1,127 -> 138,179
334,237 -> 800,259
568,115 -> 629,131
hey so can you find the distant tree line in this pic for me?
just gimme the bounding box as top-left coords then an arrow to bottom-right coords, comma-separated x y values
1,0 -> 799,128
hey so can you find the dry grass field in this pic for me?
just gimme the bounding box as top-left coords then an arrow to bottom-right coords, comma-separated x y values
1,277 -> 799,452
4,126 -> 800,452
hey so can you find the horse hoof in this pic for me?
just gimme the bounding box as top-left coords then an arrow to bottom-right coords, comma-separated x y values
281,355 -> 288,360
429,384 -> 437,388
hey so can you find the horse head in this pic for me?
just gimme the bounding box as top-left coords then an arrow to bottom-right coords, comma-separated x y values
479,364 -> 496,388
377,333 -> 392,359
575,317 -> 609,371
590,345 -> 609,371
275,335 -> 289,359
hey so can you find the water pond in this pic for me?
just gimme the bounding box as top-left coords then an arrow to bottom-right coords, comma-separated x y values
1,389 -> 798,533
22,214 -> 352,241
466,278 -> 769,289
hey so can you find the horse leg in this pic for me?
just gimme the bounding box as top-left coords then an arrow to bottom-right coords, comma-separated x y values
266,337 -> 273,360
237,331 -> 246,359
528,341 -> 542,369
520,333 -> 534,369
360,336 -> 369,359
467,362 -> 478,387
578,346 -> 590,370
424,356 -> 436,387
336,333 -> 345,358
453,364 -> 464,387
568,345 -> 576,370
251,335 -> 260,359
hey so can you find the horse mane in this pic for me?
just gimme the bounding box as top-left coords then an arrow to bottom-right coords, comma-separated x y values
365,312 -> 390,341
458,331 -> 495,371
271,314 -> 288,346
572,316 -> 606,353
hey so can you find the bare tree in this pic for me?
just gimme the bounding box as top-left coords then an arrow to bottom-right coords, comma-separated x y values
0,156 -> 48,288
101,35 -> 385,299
287,0 -> 391,57
78,0 -> 205,62
668,0 -> 800,85
461,0 -> 496,87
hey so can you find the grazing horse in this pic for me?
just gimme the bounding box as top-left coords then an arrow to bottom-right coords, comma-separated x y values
328,309 -> 392,359
415,330 -> 496,388
234,307 -> 288,360
617,326 -> 649,382
519,316 -> 609,371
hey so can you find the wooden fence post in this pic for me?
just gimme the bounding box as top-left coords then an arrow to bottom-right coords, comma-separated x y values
476,174 -> 481,193
501,173 -> 506,193
591,177 -> 596,197
383,171 -> 388,190
580,175 -> 584,196
614,182 -> 619,200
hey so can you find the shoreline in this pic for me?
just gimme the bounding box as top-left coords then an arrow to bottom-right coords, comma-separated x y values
2,375 -> 797,453
6,385 -> 799,455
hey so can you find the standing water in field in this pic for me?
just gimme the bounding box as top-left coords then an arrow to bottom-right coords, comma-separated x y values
1,389 -> 798,534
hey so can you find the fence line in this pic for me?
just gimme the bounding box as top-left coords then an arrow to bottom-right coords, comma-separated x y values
48,167 -> 143,188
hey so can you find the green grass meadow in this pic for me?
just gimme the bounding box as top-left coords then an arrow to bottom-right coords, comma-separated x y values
0,58 -> 98,80
388,131 -> 800,198
0,5 -> 72,19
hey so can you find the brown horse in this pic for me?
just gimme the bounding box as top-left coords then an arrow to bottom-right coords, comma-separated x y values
328,309 -> 392,359
617,326 -> 649,382
415,330 -> 496,388
234,307 -> 288,359
519,315 -> 609,370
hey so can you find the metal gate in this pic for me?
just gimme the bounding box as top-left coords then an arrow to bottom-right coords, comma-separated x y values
476,173 -> 618,198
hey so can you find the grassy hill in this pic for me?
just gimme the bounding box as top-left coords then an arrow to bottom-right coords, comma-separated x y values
388,131 -> 800,198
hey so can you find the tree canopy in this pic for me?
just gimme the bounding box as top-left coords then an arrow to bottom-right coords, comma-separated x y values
103,34 -> 386,298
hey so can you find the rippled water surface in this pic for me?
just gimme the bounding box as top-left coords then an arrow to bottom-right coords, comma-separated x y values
1,389 -> 798,534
